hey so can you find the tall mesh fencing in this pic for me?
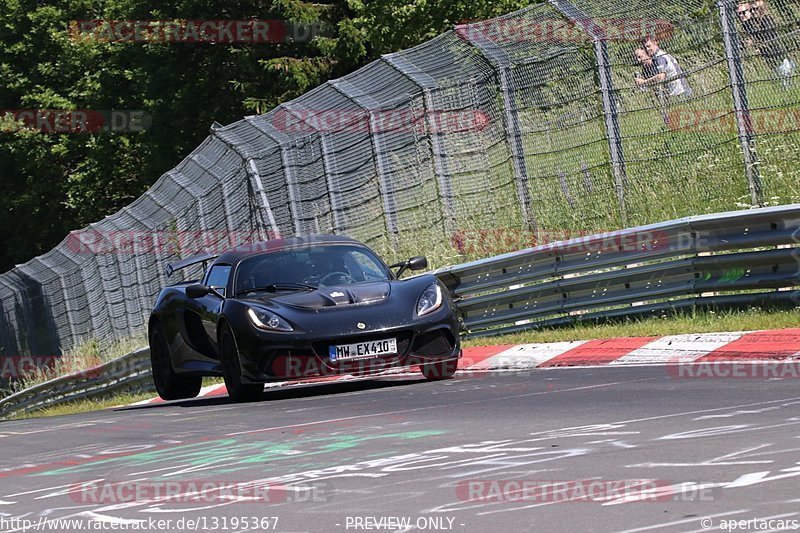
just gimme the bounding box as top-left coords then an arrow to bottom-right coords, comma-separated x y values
2,0 -> 800,359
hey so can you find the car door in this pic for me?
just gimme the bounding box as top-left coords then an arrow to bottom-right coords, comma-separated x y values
182,264 -> 231,362
200,264 -> 231,358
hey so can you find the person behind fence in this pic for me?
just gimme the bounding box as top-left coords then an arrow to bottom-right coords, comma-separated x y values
638,36 -> 692,99
736,0 -> 795,87
642,36 -> 693,98
634,47 -> 659,89
634,47 -> 671,125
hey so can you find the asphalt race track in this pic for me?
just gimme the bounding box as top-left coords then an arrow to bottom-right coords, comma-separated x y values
2,366 -> 800,533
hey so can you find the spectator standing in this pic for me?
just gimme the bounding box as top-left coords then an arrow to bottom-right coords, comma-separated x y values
737,0 -> 795,87
641,36 -> 693,99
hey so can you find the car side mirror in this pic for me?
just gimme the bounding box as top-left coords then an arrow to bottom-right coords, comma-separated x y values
186,284 -> 212,299
408,256 -> 428,271
390,256 -> 428,278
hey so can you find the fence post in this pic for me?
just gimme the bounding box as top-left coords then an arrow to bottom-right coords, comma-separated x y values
329,79 -> 400,241
717,0 -> 763,207
280,103 -> 346,234
456,24 -> 537,232
247,159 -> 281,239
548,0 -> 628,224
247,118 -> 304,236
381,54 -> 457,236
211,128 -> 282,239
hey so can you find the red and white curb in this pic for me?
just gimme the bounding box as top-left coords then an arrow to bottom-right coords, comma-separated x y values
132,328 -> 800,405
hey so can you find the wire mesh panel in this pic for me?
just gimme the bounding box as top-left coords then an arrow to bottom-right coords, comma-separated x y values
44,248 -> 93,343
2,1 -> 800,358
567,0 -> 709,21
515,50 -> 624,232
259,107 -> 336,237
371,93 -> 443,244
14,259 -> 65,357
74,250 -> 113,345
215,118 -> 295,238
285,83 -> 389,249
731,0 -> 800,205
251,142 -> 296,238
340,60 -> 442,254
387,32 -> 521,255
0,280 -> 20,357
608,11 -> 751,223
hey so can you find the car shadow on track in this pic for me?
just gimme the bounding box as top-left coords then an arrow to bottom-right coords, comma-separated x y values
114,375 -> 432,412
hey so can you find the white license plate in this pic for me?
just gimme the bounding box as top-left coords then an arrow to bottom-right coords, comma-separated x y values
329,338 -> 397,361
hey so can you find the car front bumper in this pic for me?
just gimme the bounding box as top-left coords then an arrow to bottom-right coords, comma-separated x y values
233,306 -> 461,383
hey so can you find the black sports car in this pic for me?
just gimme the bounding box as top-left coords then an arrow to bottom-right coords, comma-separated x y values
148,235 -> 462,401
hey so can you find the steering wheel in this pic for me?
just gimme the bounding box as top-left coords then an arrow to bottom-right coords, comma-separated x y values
320,271 -> 353,286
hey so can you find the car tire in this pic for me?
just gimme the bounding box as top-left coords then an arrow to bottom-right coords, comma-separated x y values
420,358 -> 458,380
149,325 -> 202,400
220,324 -> 263,402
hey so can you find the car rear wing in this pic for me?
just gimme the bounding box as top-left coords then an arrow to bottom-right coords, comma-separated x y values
165,252 -> 219,278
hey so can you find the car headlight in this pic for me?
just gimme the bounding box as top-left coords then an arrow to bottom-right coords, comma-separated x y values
247,307 -> 293,332
416,283 -> 443,317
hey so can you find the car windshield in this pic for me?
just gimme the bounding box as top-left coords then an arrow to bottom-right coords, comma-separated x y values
235,244 -> 391,295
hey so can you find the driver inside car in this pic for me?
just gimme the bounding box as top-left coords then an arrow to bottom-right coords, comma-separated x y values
310,253 -> 352,286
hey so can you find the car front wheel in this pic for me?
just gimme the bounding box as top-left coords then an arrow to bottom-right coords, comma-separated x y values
220,324 -> 264,402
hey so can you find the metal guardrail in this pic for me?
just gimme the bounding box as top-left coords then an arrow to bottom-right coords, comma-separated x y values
435,205 -> 800,337
3,204 -> 799,415
0,348 -> 152,420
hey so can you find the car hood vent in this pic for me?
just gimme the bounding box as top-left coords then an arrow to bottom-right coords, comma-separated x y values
271,281 -> 391,309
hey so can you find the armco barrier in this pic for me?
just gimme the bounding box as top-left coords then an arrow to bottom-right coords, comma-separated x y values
3,205 -> 800,415
0,348 -> 151,419
434,204 -> 800,337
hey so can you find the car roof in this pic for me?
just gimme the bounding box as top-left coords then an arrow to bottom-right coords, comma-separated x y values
214,234 -> 364,265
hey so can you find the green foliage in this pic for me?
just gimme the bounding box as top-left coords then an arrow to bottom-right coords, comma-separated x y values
347,0 -> 530,54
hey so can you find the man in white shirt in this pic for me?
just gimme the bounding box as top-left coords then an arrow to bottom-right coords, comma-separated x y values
638,36 -> 692,98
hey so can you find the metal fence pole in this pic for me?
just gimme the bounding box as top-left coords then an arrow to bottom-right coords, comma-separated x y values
595,40 -> 628,223
247,159 -> 281,239
329,79 -> 400,241
247,118 -> 304,236
381,54 -> 457,236
717,0 -> 763,207
549,0 -> 628,224
456,25 -> 537,231
281,103 -> 346,234
211,128 -> 281,239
